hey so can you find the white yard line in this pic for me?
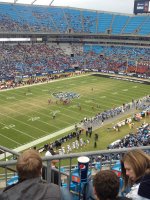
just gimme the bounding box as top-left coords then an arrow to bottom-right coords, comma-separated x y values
0,124 -> 76,160
0,85 -> 81,124
0,95 -> 66,129
0,121 -> 22,146
0,112 -> 49,135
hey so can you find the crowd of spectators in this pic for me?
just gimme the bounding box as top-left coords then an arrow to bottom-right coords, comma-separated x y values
81,95 -> 150,130
0,43 -> 150,84
108,123 -> 150,150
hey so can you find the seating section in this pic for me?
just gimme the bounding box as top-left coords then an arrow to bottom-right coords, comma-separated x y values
82,10 -> 97,33
138,16 -> 150,35
0,3 -> 150,35
0,3 -> 150,79
111,15 -> 129,34
0,4 -> 57,32
83,45 -> 150,73
0,43 -> 150,81
97,13 -> 113,34
64,8 -> 83,33
123,15 -> 147,34
48,7 -> 68,33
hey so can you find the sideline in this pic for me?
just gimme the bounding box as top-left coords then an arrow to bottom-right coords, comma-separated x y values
0,107 -> 138,160
0,73 -> 91,93
0,124 -> 76,160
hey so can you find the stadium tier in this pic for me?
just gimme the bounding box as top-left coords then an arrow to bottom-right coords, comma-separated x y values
0,43 -> 150,80
1,3 -> 150,35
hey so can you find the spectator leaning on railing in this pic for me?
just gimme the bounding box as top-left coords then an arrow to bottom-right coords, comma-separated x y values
0,149 -> 72,200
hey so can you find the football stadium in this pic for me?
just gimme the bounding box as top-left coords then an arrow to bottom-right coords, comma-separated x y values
0,0 -> 150,199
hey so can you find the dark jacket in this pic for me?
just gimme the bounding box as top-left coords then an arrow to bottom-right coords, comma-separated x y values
0,177 -> 71,200
42,166 -> 60,185
138,173 -> 150,199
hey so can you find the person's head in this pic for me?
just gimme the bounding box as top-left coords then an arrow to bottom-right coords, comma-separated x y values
121,149 -> 150,187
51,151 -> 59,166
17,149 -> 42,181
93,170 -> 120,200
45,150 -> 59,166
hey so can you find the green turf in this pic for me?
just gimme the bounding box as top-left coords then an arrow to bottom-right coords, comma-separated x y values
0,74 -> 149,149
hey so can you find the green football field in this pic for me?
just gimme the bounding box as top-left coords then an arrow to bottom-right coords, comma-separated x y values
0,74 -> 149,150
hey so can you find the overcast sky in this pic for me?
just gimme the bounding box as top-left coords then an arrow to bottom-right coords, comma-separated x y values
0,0 -> 135,14
53,0 -> 135,14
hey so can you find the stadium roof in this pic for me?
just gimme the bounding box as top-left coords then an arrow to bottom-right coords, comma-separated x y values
0,0 -> 134,14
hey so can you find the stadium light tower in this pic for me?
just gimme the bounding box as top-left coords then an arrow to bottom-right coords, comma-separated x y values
49,0 -> 55,6
31,0 -> 54,5
31,0 -> 37,4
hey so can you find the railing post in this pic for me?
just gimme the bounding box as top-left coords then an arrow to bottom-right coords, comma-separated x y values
4,166 -> 7,187
46,160 -> 52,183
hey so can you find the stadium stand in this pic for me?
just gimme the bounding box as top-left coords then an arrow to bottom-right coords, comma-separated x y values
0,1 -> 150,199
122,15 -> 147,34
1,43 -> 150,82
0,3 -> 150,35
111,15 -> 129,35
82,10 -> 97,33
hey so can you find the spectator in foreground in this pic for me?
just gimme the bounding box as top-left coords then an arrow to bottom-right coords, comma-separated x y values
93,170 -> 130,200
0,149 -> 72,200
121,149 -> 150,200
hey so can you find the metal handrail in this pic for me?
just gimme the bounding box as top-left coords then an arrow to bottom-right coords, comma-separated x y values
0,146 -> 150,188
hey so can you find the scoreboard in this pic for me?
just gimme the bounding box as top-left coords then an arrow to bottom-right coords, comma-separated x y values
134,0 -> 150,14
